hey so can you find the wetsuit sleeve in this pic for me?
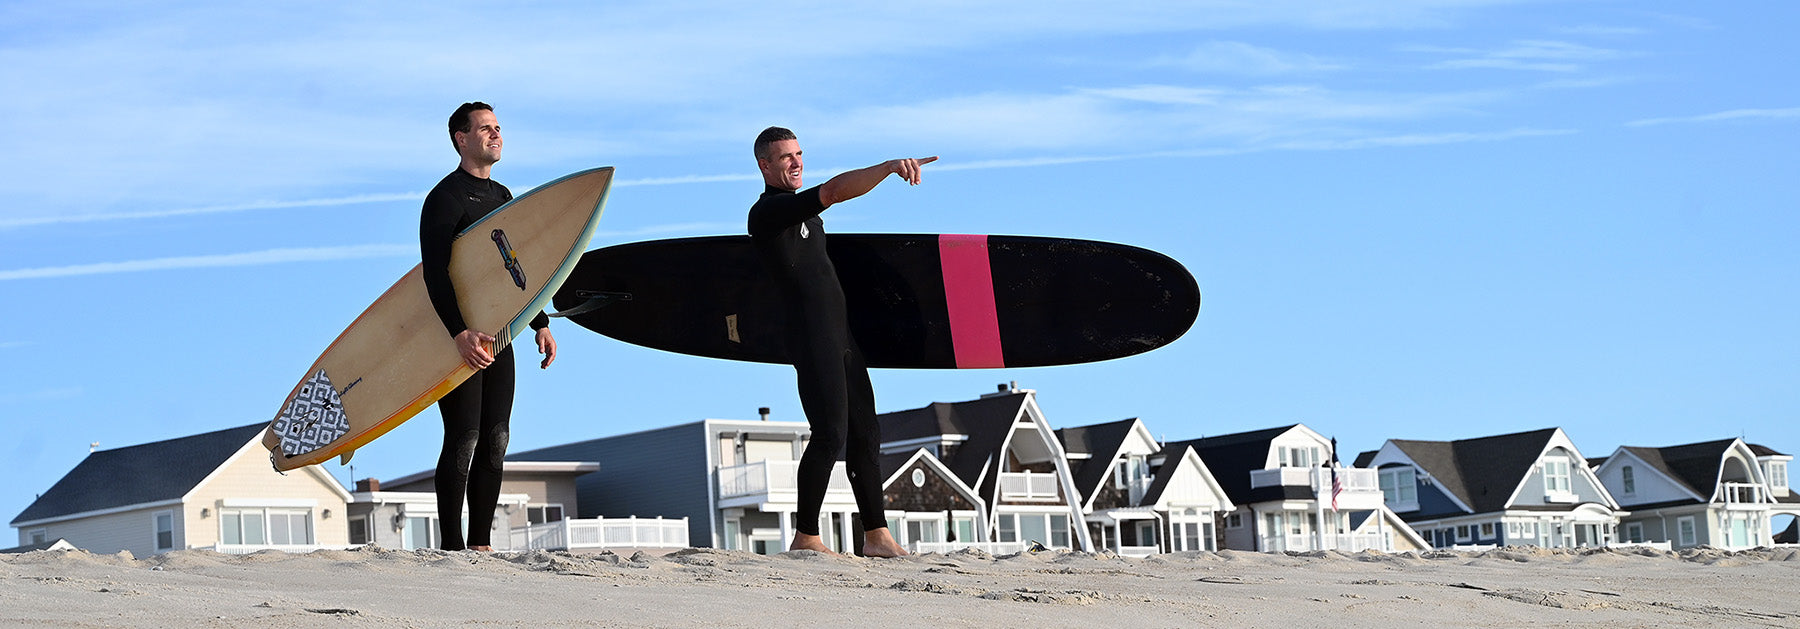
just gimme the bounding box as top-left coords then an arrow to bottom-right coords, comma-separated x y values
747,186 -> 826,237
419,188 -> 469,338
529,311 -> 549,331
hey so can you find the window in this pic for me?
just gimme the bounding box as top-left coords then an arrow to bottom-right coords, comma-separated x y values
951,516 -> 975,543
1378,467 -> 1417,507
1455,525 -> 1472,542
1621,466 -> 1636,494
1677,516 -> 1697,547
1543,459 -> 1573,495
1226,513 -> 1243,528
1480,523 -> 1495,539
1050,517 -> 1070,549
997,515 -> 1018,543
906,519 -> 943,545
1625,522 -> 1644,543
404,516 -> 435,550
28,529 -> 47,544
527,505 -> 565,525
154,511 -> 175,552
349,516 -> 369,545
1768,461 -> 1790,490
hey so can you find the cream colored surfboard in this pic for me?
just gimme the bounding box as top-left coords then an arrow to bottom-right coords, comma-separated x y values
262,166 -> 614,471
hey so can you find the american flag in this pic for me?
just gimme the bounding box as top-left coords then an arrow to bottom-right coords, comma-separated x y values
1329,437 -> 1343,511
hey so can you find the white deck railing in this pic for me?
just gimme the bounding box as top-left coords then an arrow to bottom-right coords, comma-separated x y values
508,516 -> 688,551
1719,482 -> 1770,506
717,460 -> 850,499
1249,466 -> 1379,494
998,471 -> 1061,501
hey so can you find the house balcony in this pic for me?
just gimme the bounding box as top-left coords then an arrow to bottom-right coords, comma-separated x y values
1719,482 -> 1771,508
1247,467 -> 1383,510
998,471 -> 1062,502
716,460 -> 852,508
508,516 -> 689,551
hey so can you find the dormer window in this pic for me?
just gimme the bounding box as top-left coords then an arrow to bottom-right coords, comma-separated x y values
1621,465 -> 1635,494
1543,458 -> 1575,502
1765,460 -> 1789,493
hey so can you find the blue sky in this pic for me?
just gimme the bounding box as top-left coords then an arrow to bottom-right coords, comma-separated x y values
5,1 -> 1797,527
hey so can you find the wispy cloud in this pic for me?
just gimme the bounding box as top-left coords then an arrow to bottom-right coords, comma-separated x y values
0,245 -> 413,281
1626,107 -> 1800,127
0,193 -> 425,230
0,387 -> 83,406
1415,40 -> 1629,73
1152,41 -> 1344,75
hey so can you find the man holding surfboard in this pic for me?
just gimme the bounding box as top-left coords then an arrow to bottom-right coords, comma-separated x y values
419,102 -> 558,551
748,126 -> 934,557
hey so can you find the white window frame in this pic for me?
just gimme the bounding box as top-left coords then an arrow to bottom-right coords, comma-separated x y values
1625,522 -> 1644,543
1621,465 -> 1636,495
1543,458 -> 1574,501
527,504 -> 565,525
1455,524 -> 1472,542
1378,467 -> 1418,510
1676,516 -> 1697,547
1768,461 -> 1789,490
1479,522 -> 1495,539
28,528 -> 48,544
1226,513 -> 1244,529
153,510 -> 176,552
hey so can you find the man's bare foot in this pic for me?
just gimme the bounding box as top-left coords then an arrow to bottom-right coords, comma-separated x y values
468,545 -> 493,552
860,528 -> 910,558
788,533 -> 839,555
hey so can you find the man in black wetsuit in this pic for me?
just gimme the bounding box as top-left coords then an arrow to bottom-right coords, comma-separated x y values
747,126 -> 935,557
419,102 -> 558,551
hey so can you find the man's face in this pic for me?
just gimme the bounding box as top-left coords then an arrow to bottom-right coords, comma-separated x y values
456,109 -> 503,165
758,139 -> 803,191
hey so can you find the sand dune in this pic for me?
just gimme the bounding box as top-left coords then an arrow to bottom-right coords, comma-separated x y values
4,545 -> 1797,628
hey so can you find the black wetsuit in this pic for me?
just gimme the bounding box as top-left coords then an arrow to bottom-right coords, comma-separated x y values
420,167 -> 548,551
748,184 -> 887,538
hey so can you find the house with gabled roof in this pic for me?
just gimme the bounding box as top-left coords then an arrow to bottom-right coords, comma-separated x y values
1164,424 -> 1391,553
1356,427 -> 1623,549
10,423 -> 353,556
1055,418 -> 1233,556
350,460 -> 600,551
1591,438 -> 1795,550
508,415 -> 826,554
876,383 -> 1093,552
879,447 -> 989,552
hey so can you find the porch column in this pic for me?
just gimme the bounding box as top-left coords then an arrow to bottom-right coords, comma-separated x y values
777,511 -> 792,553
839,512 -> 855,554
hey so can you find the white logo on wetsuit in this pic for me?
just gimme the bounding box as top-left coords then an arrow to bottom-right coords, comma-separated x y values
800,223 -> 810,238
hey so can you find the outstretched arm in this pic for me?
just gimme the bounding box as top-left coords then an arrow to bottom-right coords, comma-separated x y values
819,156 -> 937,208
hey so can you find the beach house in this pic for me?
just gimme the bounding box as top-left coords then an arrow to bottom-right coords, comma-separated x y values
1161,424 -> 1399,553
1591,438 -> 1798,549
1054,418 -> 1235,555
350,460 -> 603,551
1357,427 -> 1624,549
875,384 -> 1093,552
10,423 -> 352,556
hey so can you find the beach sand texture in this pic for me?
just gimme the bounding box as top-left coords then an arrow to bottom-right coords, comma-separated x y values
4,545 -> 1797,628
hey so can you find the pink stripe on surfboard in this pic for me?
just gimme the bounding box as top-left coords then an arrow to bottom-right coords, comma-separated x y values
938,234 -> 1005,369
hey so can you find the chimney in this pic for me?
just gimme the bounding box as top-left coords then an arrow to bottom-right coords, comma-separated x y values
356,478 -> 381,492
758,407 -> 771,422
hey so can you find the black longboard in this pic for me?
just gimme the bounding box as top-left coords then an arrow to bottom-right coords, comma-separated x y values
552,234 -> 1199,369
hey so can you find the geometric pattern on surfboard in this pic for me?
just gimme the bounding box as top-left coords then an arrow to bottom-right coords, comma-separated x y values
271,369 -> 351,457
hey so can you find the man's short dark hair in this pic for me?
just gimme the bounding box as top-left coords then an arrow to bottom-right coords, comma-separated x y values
450,102 -> 494,150
754,126 -> 797,162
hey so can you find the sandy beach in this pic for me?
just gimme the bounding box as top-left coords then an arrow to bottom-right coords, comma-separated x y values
4,545 -> 1797,628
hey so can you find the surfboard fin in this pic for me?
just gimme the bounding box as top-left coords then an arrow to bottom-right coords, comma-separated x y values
339,450 -> 355,465
549,290 -> 632,318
